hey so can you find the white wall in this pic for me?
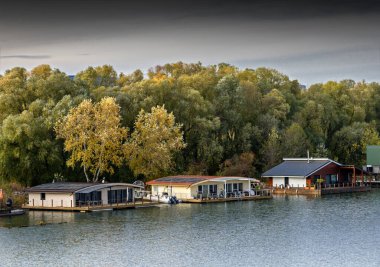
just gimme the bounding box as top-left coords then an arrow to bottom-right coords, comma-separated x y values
28,192 -> 74,207
273,177 -> 305,188
288,177 -> 306,188
101,189 -> 108,205
152,185 -> 191,199
273,177 -> 284,187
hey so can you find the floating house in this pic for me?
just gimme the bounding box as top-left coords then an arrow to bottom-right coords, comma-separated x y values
261,158 -> 369,195
146,175 -> 270,202
24,182 -> 144,211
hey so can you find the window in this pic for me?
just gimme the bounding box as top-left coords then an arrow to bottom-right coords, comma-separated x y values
209,185 -> 217,194
40,193 -> 46,200
225,183 -> 233,193
233,183 -> 238,191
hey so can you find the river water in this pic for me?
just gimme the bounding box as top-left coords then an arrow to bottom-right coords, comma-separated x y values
1,191 -> 380,267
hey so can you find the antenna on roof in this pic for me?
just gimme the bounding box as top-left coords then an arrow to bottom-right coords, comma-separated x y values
307,150 -> 310,163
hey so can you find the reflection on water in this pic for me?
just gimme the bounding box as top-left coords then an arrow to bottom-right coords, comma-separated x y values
0,211 -> 77,228
1,191 -> 380,267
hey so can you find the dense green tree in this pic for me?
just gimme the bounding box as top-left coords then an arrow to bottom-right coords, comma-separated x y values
0,101 -> 63,185
281,123 -> 310,158
1,62 -> 380,185
330,122 -> 380,166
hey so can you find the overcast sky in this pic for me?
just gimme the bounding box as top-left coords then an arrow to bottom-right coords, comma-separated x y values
1,0 -> 380,85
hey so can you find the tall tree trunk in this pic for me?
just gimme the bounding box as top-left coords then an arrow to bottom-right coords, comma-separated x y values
83,165 -> 90,182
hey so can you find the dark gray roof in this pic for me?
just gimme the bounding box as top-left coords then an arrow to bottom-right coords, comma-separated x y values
75,183 -> 143,194
26,182 -> 142,193
26,182 -> 94,193
261,159 -> 339,177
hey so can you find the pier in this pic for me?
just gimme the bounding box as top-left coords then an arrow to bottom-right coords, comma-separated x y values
23,200 -> 160,212
271,183 -> 371,196
183,189 -> 272,203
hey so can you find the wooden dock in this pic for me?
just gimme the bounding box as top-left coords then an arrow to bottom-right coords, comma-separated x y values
22,201 -> 161,212
183,195 -> 272,203
272,188 -> 320,196
363,181 -> 380,188
321,185 -> 371,194
272,184 -> 371,196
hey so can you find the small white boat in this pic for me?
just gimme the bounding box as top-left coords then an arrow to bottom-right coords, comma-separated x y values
144,193 -> 179,204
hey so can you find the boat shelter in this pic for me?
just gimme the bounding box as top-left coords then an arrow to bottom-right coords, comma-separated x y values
25,182 -> 143,209
146,175 -> 261,200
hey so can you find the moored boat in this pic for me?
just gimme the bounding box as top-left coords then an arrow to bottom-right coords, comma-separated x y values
144,193 -> 180,204
0,209 -> 26,217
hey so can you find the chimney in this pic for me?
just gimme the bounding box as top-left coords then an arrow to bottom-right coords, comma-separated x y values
307,150 -> 310,163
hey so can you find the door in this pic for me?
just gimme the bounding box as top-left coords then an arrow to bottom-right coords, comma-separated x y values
284,177 -> 289,187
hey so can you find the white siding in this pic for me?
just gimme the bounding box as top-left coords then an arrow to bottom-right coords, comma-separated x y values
101,189 -> 108,205
288,177 -> 306,188
272,177 -> 305,188
273,177 -> 284,187
28,192 -> 74,207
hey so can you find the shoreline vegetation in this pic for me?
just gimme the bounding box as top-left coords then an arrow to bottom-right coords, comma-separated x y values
1,62 -> 380,189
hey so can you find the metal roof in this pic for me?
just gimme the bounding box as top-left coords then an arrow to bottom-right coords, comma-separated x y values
26,182 -> 143,193
75,183 -> 143,194
261,159 -> 339,177
147,175 -> 260,187
25,182 -> 93,193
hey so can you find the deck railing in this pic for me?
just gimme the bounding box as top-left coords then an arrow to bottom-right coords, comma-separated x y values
272,182 -> 368,190
191,189 -> 271,200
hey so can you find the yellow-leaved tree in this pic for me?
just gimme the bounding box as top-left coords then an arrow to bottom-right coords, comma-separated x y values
125,105 -> 186,180
55,97 -> 127,182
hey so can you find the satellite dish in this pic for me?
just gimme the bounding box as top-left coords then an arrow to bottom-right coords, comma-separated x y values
133,180 -> 145,187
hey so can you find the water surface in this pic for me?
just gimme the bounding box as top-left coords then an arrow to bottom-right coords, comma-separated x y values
1,191 -> 380,266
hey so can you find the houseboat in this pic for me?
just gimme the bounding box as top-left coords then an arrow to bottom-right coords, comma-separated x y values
23,182 -> 152,211
261,158 -> 370,195
146,175 -> 272,203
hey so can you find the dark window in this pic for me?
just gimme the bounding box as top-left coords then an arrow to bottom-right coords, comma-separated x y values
108,189 -> 128,204
209,185 -> 217,194
225,183 -> 232,193
313,175 -> 320,184
40,193 -> 46,200
233,183 -> 238,191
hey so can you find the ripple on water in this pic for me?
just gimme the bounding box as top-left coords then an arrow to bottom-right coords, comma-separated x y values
1,191 -> 380,267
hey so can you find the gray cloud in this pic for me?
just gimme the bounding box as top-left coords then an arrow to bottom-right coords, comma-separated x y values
0,0 -> 379,84
0,55 -> 51,59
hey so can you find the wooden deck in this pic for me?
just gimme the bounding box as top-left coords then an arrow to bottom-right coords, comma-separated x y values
184,195 -> 272,203
272,185 -> 371,196
363,181 -> 380,188
22,201 -> 161,212
321,185 -> 371,194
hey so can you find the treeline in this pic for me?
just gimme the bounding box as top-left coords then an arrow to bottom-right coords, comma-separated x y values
1,62 -> 380,186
